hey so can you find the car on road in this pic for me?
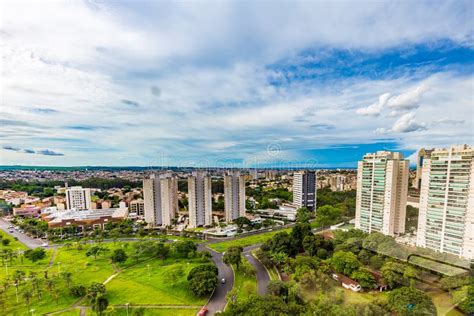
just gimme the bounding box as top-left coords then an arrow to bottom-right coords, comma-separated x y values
221,278 -> 226,284
41,242 -> 48,247
197,307 -> 208,316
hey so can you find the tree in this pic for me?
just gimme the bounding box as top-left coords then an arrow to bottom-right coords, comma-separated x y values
351,269 -> 376,289
1,239 -> 11,246
296,207 -> 311,223
92,295 -> 109,315
303,234 -> 325,256
87,283 -> 106,302
174,241 -> 197,258
70,285 -> 86,297
330,251 -> 361,276
267,280 -> 288,298
223,246 -> 243,269
187,264 -> 218,281
269,251 -> 288,266
316,248 -> 328,259
262,232 -> 297,257
188,271 -> 218,296
110,249 -> 128,264
24,248 -> 46,262
22,288 -> 33,310
387,286 -> 436,316
369,254 -> 385,270
315,205 -> 342,227
61,271 -> 73,289
234,217 -> 251,229
456,284 -> 474,314
290,222 -> 312,252
86,245 -> 109,260
154,243 -> 170,262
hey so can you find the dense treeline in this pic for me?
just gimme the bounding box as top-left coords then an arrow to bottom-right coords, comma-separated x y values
0,178 -> 141,198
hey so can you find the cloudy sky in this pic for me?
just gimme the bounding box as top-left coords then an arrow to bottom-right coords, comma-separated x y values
1,1 -> 473,168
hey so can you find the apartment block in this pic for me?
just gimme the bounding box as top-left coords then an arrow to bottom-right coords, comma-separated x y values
293,170 -> 317,211
355,151 -> 409,236
65,186 -> 91,210
224,171 -> 246,222
143,173 -> 178,227
188,172 -> 212,228
416,145 -> 474,259
413,148 -> 434,190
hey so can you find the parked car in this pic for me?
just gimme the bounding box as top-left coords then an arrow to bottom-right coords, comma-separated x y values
197,307 -> 208,316
221,278 -> 226,284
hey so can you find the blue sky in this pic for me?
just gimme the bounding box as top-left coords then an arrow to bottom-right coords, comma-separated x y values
1,1 -> 473,167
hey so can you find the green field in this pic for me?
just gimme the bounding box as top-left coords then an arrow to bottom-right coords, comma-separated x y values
208,228 -> 291,252
0,240 -> 210,315
233,261 -> 257,301
107,257 -> 208,306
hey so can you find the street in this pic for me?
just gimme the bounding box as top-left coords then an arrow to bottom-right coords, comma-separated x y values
0,217 -> 44,248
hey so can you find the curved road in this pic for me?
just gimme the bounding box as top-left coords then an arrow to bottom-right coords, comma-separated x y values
198,245 -> 234,315
243,246 -> 270,295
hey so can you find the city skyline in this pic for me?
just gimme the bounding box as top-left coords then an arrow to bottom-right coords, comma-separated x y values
1,1 -> 473,167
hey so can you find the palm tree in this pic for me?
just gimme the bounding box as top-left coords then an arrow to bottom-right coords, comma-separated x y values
22,288 -> 33,311
45,279 -> 55,294
61,271 -> 72,289
2,278 -> 10,299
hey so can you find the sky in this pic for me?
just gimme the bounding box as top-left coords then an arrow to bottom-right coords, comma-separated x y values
0,0 -> 473,168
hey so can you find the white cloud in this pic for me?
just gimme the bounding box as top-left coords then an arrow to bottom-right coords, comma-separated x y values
0,1 -> 473,165
357,83 -> 429,116
356,93 -> 390,116
391,112 -> 427,133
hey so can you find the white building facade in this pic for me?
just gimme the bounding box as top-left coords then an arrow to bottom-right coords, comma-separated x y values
224,171 -> 246,222
65,186 -> 91,210
355,151 -> 409,236
143,173 -> 178,227
188,172 -> 213,228
416,145 -> 474,260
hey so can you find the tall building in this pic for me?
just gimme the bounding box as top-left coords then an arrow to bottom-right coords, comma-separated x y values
413,148 -> 434,190
65,186 -> 91,210
188,172 -> 212,228
416,145 -> 474,259
224,171 -> 246,222
293,170 -> 317,211
355,151 -> 409,236
143,173 -> 178,227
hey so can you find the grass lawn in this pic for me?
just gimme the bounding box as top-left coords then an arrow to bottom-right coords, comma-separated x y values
233,261 -> 257,301
209,228 -> 291,253
106,257 -> 209,306
429,291 -> 463,316
0,230 -> 29,250
112,308 -> 200,316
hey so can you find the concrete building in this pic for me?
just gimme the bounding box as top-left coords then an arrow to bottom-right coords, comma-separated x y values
224,171 -> 246,222
129,199 -> 145,216
44,207 -> 128,231
355,151 -> 409,236
65,186 -> 91,210
143,173 -> 178,227
293,170 -> 317,211
416,145 -> 474,259
414,148 -> 434,190
188,172 -> 212,228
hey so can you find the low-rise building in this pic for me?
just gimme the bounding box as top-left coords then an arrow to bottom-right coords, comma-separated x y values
44,207 -> 129,231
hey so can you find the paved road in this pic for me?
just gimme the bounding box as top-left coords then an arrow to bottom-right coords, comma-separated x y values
0,218 -> 44,248
243,248 -> 270,295
198,245 -> 234,315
